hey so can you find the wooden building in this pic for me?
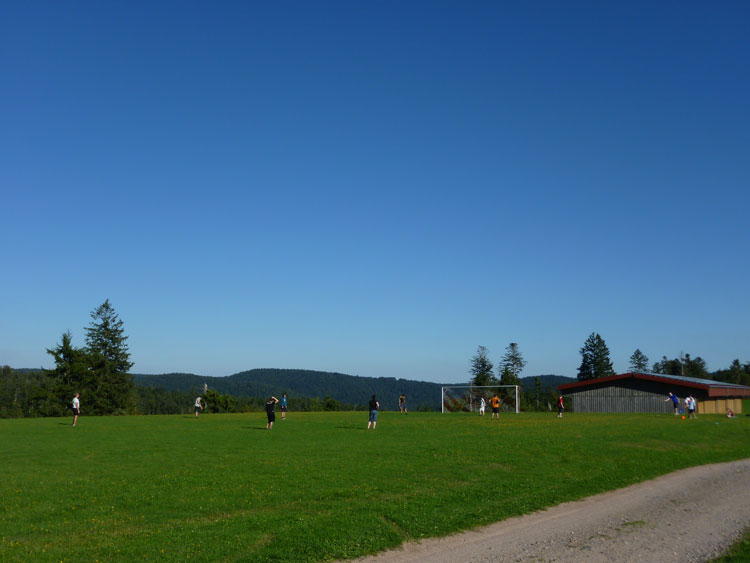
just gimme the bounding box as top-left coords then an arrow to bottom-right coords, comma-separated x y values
558,372 -> 750,414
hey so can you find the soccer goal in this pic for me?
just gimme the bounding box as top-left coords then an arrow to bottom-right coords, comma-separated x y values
441,385 -> 520,414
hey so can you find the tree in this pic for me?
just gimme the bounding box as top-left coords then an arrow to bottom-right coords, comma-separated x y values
577,333 -> 615,380
84,300 -> 135,414
682,354 -> 708,379
501,342 -> 527,379
46,331 -> 93,412
533,376 -> 543,411
470,346 -> 496,386
204,389 -> 237,413
629,349 -> 649,372
652,356 -> 682,375
499,365 -> 521,387
652,353 -> 709,379
714,359 -> 750,386
727,359 -> 745,385
498,365 -> 522,405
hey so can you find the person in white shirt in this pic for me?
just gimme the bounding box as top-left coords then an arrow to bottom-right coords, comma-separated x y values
72,393 -> 80,426
479,397 -> 486,416
687,395 -> 697,419
195,396 -> 204,418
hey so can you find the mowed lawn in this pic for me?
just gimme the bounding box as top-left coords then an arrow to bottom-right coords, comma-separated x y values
2,411 -> 749,562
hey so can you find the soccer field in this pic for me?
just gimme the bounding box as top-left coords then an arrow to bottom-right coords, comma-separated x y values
2,412 -> 749,562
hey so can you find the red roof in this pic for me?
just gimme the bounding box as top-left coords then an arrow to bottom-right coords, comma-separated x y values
558,372 -> 750,398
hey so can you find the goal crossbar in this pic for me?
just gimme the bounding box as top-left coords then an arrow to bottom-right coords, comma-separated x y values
441,385 -> 520,414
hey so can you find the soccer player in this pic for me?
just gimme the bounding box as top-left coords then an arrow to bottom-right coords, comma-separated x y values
280,393 -> 288,420
490,394 -> 500,419
686,395 -> 697,419
266,396 -> 279,430
557,395 -> 564,418
399,394 -> 407,414
72,393 -> 80,426
195,396 -> 204,418
479,396 -> 485,416
367,395 -> 379,429
665,392 -> 679,415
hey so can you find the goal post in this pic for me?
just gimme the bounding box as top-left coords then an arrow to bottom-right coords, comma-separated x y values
441,385 -> 520,414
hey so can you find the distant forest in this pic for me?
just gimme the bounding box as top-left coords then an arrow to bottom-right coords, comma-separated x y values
4,361 -> 748,419
0,366 -> 572,418
133,369 -> 447,412
8,300 -> 746,419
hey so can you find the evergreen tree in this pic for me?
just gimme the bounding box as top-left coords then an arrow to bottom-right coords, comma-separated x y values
629,349 -> 649,372
577,332 -> 615,380
470,346 -> 496,386
533,376 -> 542,411
46,331 -> 92,412
652,353 -> 708,379
499,365 -> 521,387
652,355 -> 682,375
501,342 -> 527,379
682,353 -> 708,379
727,359 -> 745,384
498,365 -> 522,405
85,300 -> 135,414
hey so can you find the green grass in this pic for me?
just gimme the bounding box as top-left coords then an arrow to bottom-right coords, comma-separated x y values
2,412 -> 749,562
712,528 -> 750,562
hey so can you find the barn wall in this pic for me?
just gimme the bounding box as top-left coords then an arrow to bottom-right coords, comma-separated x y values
699,398 -> 743,415
565,380 -> 709,413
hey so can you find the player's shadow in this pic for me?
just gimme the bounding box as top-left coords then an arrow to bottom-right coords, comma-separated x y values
336,426 -> 366,430
242,427 -> 268,430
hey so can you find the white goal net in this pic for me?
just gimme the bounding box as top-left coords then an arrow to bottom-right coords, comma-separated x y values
441,385 -> 520,414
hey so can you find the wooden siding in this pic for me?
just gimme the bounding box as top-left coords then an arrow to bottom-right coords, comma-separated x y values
565,379 -> 708,413
700,398 -> 743,415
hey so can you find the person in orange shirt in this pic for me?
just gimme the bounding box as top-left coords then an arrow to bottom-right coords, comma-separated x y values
490,394 -> 500,419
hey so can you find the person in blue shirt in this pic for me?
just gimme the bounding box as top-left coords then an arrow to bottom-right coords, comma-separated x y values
664,392 -> 680,415
280,393 -> 288,420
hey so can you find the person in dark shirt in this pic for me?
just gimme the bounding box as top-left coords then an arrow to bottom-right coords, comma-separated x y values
266,396 -> 279,430
367,394 -> 379,430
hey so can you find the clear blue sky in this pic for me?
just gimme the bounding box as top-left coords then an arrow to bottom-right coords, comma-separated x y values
2,1 -> 748,383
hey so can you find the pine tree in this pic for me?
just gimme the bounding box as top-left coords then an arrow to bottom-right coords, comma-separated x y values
470,346 -> 496,386
501,342 -> 527,379
533,376 -> 542,411
577,332 -> 615,380
85,300 -> 135,414
46,331 -> 92,412
499,365 -> 521,387
629,349 -> 649,372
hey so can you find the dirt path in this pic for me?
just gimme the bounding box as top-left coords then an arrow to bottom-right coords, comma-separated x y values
349,459 -> 750,563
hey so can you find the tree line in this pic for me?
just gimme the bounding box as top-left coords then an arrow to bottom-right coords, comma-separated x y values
0,300 -> 135,418
576,331 -> 750,385
133,369 -> 443,411
4,304 -> 749,419
0,300 -> 409,418
469,335 -> 750,411
468,343 -> 562,411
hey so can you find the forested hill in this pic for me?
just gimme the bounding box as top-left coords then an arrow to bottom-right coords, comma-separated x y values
132,369 -> 445,411
520,374 -> 576,392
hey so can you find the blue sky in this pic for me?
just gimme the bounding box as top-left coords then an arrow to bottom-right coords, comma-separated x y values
2,1 -> 748,383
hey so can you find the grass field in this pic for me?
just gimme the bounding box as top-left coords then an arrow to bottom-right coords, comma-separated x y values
2,411 -> 749,562
712,528 -> 750,562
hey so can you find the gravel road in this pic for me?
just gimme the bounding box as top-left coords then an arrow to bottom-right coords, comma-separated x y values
349,459 -> 750,563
